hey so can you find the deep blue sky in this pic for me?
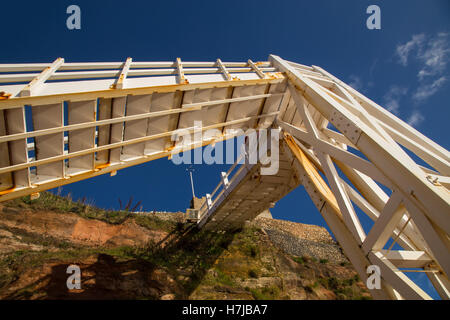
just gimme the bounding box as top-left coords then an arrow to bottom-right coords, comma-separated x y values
1,0 -> 449,299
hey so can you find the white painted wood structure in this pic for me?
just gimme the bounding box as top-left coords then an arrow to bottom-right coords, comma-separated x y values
0,55 -> 448,300
198,137 -> 300,231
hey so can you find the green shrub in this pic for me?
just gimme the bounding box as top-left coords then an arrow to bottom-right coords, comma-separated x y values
292,256 -> 306,264
251,285 -> 280,300
134,215 -> 176,232
215,269 -> 235,287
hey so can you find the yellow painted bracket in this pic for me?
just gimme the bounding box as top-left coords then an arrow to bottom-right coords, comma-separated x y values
283,132 -> 341,216
0,91 -> 11,100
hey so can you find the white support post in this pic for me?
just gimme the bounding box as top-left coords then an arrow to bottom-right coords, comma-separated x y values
318,152 -> 367,244
379,250 -> 432,268
288,84 -> 366,243
426,271 -> 450,300
216,58 -> 232,81
206,193 -> 212,210
114,57 -> 132,89
19,58 -> 64,97
362,191 -> 404,254
176,57 -> 189,84
368,251 -> 432,300
221,171 -> 230,189
403,197 -> 450,278
248,59 -> 266,79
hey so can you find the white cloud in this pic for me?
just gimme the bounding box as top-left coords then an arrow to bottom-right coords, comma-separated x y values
407,111 -> 425,127
413,76 -> 447,101
383,85 -> 408,114
348,75 -> 363,91
395,33 -> 450,103
417,32 -> 450,80
396,34 -> 425,66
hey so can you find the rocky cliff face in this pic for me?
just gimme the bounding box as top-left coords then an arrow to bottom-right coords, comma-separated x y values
0,192 -> 371,300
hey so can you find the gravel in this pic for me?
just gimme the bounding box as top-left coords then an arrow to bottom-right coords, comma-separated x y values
251,217 -> 348,264
264,228 -> 348,264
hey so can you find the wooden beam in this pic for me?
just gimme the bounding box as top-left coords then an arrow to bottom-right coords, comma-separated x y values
0,94 -> 283,144
216,58 -> 232,81
0,111 -> 279,175
248,59 -> 266,79
362,191 -> 404,253
0,76 -> 284,110
380,250 -> 432,268
176,57 -> 189,84
113,57 -> 132,89
369,251 -> 431,300
19,58 -> 64,97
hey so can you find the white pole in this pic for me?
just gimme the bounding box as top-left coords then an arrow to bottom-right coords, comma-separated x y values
188,169 -> 196,198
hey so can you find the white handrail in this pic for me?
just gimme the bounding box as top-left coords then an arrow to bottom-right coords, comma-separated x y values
197,150 -> 249,222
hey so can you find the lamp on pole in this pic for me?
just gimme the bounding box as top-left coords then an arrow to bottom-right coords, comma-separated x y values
186,166 -> 196,198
